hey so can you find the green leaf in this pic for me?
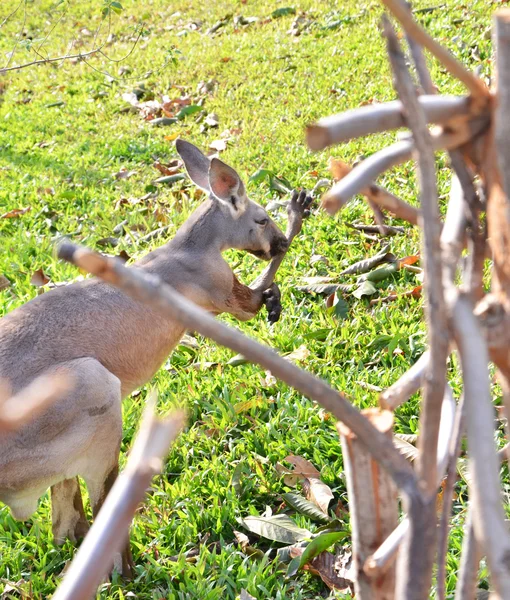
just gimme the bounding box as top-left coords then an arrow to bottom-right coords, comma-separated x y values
228,353 -> 248,367
361,263 -> 399,283
269,174 -> 292,194
287,531 -> 348,577
333,294 -> 348,321
239,514 -> 311,544
282,492 -> 331,523
353,280 -> 377,299
176,105 -> 202,120
249,168 -> 273,184
272,7 -> 296,18
110,1 -> 123,13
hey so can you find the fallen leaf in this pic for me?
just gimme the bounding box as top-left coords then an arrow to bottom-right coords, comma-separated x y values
239,514 -> 311,544
113,168 -> 137,180
285,455 -> 321,478
153,160 -> 181,176
283,492 -> 331,523
393,436 -> 419,462
272,7 -> 296,18
0,275 -> 11,291
284,344 -> 310,363
370,285 -> 422,306
340,244 -> 393,275
209,139 -> 228,152
353,280 -> 377,299
1,207 -> 31,219
303,477 -> 334,515
96,237 -> 119,248
220,56 -> 232,63
30,268 -> 50,287
328,157 -> 351,181
287,531 -> 348,577
205,113 -> 220,127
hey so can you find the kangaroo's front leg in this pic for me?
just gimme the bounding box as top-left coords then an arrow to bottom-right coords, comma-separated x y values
250,189 -> 313,293
225,190 -> 312,323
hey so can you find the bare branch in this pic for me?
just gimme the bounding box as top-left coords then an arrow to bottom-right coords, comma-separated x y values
384,17 -> 449,599
403,3 -> 436,95
53,396 -> 186,600
451,292 -> 510,596
494,10 -> 510,206
306,95 -> 470,150
381,0 -> 489,98
57,241 -> 420,496
321,114 -> 489,215
379,351 -> 429,410
0,373 -> 70,433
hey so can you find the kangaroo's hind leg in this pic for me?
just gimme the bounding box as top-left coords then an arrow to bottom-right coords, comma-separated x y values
51,477 -> 89,544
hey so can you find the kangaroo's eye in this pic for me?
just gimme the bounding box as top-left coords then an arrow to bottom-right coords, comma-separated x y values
255,217 -> 269,226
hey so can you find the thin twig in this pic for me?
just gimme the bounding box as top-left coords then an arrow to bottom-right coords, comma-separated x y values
454,506 -> 480,600
384,18 -> 448,600
57,242 -> 420,496
381,0 -> 489,98
306,95 -> 470,150
53,396 -> 186,600
436,395 -> 465,600
451,292 -> 510,597
404,3 -> 436,94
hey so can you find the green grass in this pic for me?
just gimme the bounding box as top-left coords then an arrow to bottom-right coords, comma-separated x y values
0,0 -> 503,598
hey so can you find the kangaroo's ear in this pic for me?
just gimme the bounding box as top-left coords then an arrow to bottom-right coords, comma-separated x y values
208,158 -> 248,215
176,139 -> 210,191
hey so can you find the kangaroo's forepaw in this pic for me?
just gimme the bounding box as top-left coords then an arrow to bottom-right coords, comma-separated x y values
263,284 -> 282,324
288,189 -> 314,219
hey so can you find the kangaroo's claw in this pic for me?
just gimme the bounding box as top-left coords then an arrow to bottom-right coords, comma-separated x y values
288,189 -> 314,219
263,284 -> 282,324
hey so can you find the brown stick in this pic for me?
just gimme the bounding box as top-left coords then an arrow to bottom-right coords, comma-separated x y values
321,116 -> 488,215
381,0 -> 489,98
338,409 -> 399,599
57,242 -> 419,496
384,18 -> 448,600
451,292 -> 510,596
53,396 -> 186,600
306,95 -> 470,150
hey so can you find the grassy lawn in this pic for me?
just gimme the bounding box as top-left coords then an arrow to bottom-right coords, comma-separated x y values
0,0 -> 502,598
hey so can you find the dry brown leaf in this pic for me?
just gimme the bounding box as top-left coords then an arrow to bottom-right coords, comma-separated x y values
397,254 -> 420,266
0,275 -> 10,291
30,268 -> 50,287
153,160 -> 181,176
220,56 -> 232,63
303,477 -> 334,515
300,549 -> 355,592
328,157 -> 352,182
285,455 -> 321,478
369,285 -> 422,306
1,206 -> 31,219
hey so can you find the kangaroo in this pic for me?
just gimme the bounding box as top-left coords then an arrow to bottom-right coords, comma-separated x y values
0,139 -> 312,576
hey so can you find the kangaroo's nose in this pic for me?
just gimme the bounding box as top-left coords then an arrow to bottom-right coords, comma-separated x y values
270,236 -> 289,257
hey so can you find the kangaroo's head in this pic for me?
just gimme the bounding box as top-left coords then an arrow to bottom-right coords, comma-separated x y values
176,139 -> 288,260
